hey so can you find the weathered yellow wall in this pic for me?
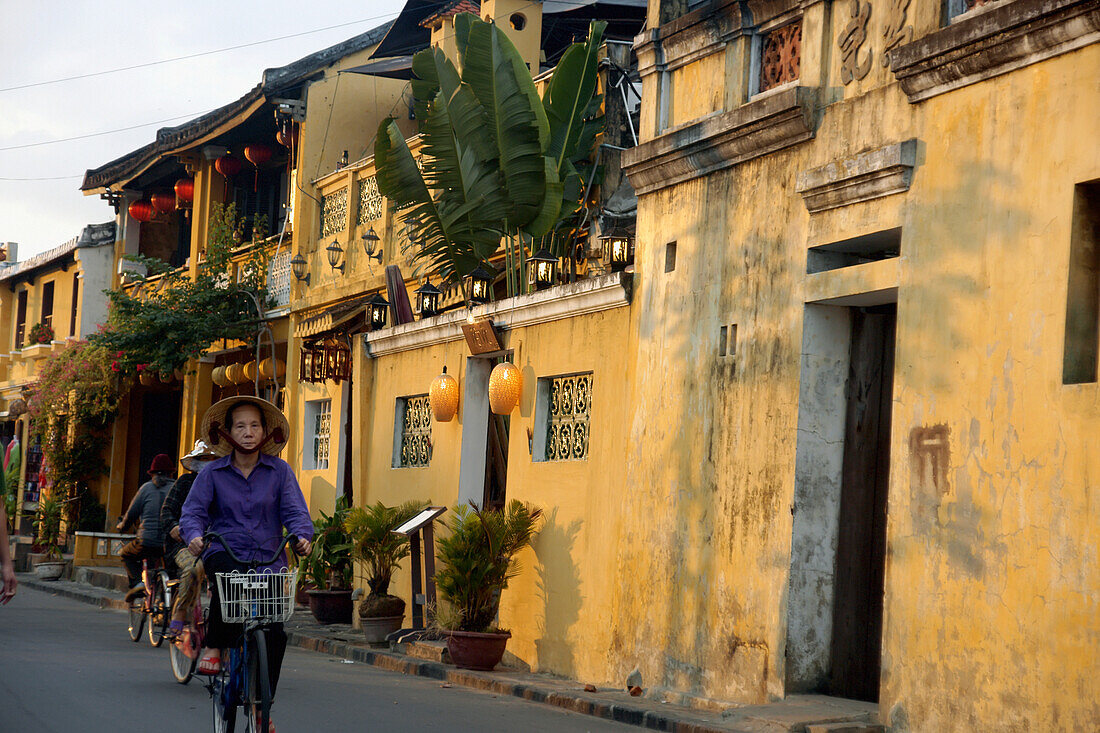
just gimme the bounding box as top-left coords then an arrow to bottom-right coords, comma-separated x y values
669,52 -> 725,128
625,10 -> 1100,729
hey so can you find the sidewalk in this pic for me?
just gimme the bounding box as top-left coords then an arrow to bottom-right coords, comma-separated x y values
19,571 -> 882,733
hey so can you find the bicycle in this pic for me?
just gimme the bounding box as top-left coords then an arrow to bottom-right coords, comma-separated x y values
126,557 -> 171,648
202,531 -> 299,733
169,572 -> 210,684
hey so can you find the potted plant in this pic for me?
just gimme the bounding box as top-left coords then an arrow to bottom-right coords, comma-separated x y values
299,497 -> 354,624
434,500 -> 542,671
32,493 -> 66,580
27,321 -> 54,346
345,500 -> 427,643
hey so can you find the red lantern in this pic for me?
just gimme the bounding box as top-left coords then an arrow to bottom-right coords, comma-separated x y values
174,177 -> 194,203
151,192 -> 175,215
215,155 -> 242,178
244,144 -> 272,167
128,200 -> 154,223
275,125 -> 297,149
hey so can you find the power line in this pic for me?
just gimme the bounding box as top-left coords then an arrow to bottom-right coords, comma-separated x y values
0,13 -> 401,93
0,111 -> 210,151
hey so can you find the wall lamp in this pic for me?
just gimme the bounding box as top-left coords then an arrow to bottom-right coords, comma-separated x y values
598,222 -> 635,272
361,227 -> 383,263
527,247 -> 558,291
368,292 -> 391,330
326,239 -> 345,274
290,253 -> 310,286
466,265 -> 494,304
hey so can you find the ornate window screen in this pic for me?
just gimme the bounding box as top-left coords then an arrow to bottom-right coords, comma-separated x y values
759,22 -> 802,93
320,187 -> 348,237
311,399 -> 332,470
545,373 -> 593,461
357,176 -> 384,226
396,395 -> 432,468
268,250 -> 291,307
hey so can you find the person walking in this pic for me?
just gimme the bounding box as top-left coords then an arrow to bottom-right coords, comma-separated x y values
160,440 -> 219,639
180,396 -> 312,733
118,454 -> 174,601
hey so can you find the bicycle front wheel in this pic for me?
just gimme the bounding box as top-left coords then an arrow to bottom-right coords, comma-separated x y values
169,631 -> 196,684
148,581 -> 169,647
127,597 -> 145,642
244,629 -> 271,733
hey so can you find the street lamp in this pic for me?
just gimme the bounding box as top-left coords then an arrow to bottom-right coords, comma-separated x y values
361,227 -> 383,263
527,247 -> 558,291
326,239 -> 345,274
290,253 -> 310,286
467,265 -> 494,304
368,292 -> 391,330
598,222 -> 634,272
415,278 -> 443,318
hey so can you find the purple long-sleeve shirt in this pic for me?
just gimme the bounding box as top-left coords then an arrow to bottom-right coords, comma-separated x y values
179,452 -> 313,570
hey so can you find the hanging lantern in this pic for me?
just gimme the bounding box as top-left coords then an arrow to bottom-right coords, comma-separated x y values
244,144 -> 273,191
322,338 -> 351,382
467,265 -> 494,304
368,293 -> 390,331
488,361 -> 522,415
215,155 -> 242,178
211,365 -> 232,387
151,192 -> 176,215
174,177 -> 195,203
158,371 -> 174,384
527,247 -> 558,291
243,361 -> 257,382
259,357 -> 285,379
225,363 -> 246,384
128,199 -> 154,223
415,278 -> 443,319
429,366 -> 459,422
276,123 -> 298,149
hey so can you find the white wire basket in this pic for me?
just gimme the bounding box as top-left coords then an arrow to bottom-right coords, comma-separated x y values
215,569 -> 297,624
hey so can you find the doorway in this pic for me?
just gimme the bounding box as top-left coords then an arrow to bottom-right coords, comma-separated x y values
483,357 -> 510,510
787,301 -> 896,703
138,389 -> 182,482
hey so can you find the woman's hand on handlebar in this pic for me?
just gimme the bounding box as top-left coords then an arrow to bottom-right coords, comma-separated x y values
294,537 -> 311,556
188,536 -> 205,556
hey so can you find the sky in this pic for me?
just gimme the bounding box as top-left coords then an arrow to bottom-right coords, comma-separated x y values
0,0 -> 407,258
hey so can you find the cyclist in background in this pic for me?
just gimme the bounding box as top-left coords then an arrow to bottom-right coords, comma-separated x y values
118,454 -> 175,602
180,397 -> 311,733
160,439 -> 219,640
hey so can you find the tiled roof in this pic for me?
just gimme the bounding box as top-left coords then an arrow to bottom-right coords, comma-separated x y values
0,222 -> 116,283
419,0 -> 481,28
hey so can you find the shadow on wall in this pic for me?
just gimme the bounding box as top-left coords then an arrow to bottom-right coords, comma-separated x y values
533,508 -> 584,678
308,474 -> 337,516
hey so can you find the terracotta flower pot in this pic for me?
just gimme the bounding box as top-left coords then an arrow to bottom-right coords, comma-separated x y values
360,615 -> 403,644
306,589 -> 353,624
445,630 -> 511,671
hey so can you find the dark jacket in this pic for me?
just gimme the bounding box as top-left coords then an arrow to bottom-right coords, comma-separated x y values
160,472 -> 197,556
121,479 -> 172,548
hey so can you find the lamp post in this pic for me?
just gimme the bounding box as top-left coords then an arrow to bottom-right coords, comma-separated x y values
326,239 -> 345,274
290,253 -> 310,286
361,227 -> 383,263
415,278 -> 443,319
598,223 -> 635,272
467,265 -> 494,304
368,293 -> 391,331
527,247 -> 558,291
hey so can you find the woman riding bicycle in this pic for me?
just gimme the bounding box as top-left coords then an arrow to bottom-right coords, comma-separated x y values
179,396 -> 312,733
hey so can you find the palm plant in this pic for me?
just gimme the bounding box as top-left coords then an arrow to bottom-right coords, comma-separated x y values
434,500 -> 543,633
33,493 -> 65,561
375,14 -> 606,294
299,496 -> 354,590
344,500 -> 428,617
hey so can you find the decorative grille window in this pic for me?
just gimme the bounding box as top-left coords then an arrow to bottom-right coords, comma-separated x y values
268,250 -> 291,307
357,176 -> 384,226
542,373 -> 592,462
759,22 -> 802,93
320,187 -> 348,237
307,399 -> 331,470
395,395 -> 431,468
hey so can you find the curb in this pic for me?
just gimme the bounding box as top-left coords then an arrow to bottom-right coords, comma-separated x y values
20,578 -> 754,733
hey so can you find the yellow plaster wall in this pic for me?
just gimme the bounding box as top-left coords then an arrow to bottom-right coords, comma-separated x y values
669,52 -> 726,128
625,28 -> 1099,730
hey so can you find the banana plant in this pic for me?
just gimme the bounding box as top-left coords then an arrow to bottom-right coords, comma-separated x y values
375,14 -> 607,291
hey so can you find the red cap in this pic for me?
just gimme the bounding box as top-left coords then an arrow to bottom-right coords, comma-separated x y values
148,453 -> 175,475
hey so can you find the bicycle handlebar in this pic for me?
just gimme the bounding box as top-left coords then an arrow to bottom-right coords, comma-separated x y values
201,531 -> 300,569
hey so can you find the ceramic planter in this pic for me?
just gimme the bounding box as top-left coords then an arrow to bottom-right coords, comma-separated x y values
306,589 -> 353,624
33,561 -> 66,581
360,615 -> 403,644
445,630 -> 511,671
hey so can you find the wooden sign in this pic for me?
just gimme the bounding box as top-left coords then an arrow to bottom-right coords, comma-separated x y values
461,318 -> 501,355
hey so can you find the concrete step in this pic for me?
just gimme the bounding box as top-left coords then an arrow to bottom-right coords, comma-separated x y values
397,639 -> 450,664
72,565 -> 129,593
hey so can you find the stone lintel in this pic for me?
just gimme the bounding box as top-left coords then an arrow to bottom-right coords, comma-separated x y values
795,140 -> 918,213
622,86 -> 816,196
889,0 -> 1100,103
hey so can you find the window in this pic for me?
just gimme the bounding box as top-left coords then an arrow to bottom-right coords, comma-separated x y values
393,395 -> 431,468
320,187 -> 348,237
533,373 -> 593,462
304,399 -> 332,470
758,21 -> 802,93
14,290 -> 27,348
1063,181 -> 1100,384
41,281 -> 54,331
69,273 -> 80,337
